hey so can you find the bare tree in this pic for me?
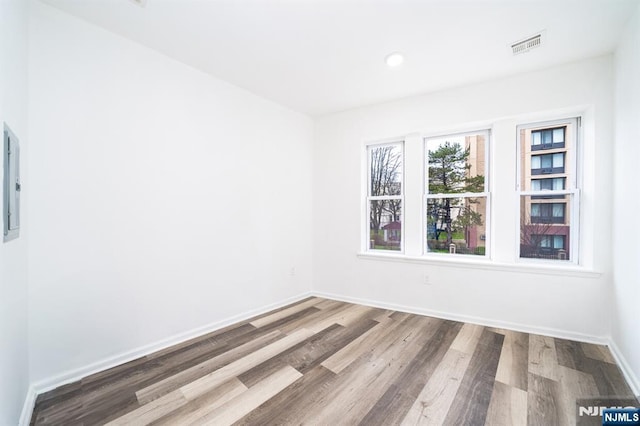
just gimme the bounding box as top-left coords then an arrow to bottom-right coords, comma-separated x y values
370,146 -> 402,239
519,208 -> 562,258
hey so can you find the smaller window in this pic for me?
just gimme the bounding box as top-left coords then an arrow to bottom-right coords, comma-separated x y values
531,153 -> 564,175
367,142 -> 403,252
531,127 -> 565,151
530,203 -> 566,224
531,178 -> 566,200
531,177 -> 565,191
533,235 -> 565,250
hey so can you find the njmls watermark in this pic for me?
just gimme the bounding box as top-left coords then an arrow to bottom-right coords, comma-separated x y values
577,398 -> 640,426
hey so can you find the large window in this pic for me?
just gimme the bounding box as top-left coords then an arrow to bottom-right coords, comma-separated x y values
367,142 -> 403,251
518,118 -> 579,262
425,131 -> 489,256
362,117 -> 582,267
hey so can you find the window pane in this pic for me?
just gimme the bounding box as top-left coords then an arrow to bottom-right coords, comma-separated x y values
369,200 -> 402,251
553,128 -> 564,143
532,132 -> 541,145
531,156 -> 541,169
426,196 -> 487,256
552,203 -> 564,217
540,155 -> 552,168
370,144 -> 402,196
553,153 -> 564,168
531,180 -> 541,190
531,204 -> 540,216
427,133 -> 485,194
542,131 -> 552,144
553,178 -> 565,190
520,195 -> 571,261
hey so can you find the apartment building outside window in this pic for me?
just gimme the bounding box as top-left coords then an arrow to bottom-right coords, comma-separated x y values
518,118 -> 579,262
425,131 -> 489,257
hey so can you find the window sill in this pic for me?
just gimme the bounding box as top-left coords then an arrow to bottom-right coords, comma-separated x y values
356,252 -> 602,278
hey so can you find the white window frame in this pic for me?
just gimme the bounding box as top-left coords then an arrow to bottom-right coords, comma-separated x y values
516,117 -> 581,265
423,129 -> 491,258
365,140 -> 405,254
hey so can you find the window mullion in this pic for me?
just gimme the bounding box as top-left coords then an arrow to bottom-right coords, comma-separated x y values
403,134 -> 422,256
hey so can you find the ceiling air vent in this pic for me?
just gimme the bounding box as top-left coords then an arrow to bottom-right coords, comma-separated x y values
511,32 -> 544,55
128,0 -> 147,7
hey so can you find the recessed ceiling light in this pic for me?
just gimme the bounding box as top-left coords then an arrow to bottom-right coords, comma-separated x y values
385,52 -> 404,68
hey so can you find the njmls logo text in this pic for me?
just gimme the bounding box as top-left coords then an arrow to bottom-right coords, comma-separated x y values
578,406 -> 637,417
603,408 -> 640,425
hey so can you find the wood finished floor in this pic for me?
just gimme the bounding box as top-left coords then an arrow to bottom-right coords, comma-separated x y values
31,297 -> 638,426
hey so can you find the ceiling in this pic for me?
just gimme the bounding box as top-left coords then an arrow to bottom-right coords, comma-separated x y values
42,0 -> 639,116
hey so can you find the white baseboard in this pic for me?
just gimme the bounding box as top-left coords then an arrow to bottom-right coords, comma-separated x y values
607,338 -> 640,398
19,385 -> 37,426
313,291 -> 609,345
20,291 -> 313,425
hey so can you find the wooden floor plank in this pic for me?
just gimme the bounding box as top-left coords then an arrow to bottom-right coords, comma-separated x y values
443,329 -> 505,426
180,328 -> 314,400
104,388 -> 188,426
495,330 -> 529,391
135,329 -> 284,404
527,372 -> 563,426
249,298 -> 322,328
580,342 -> 616,364
529,334 -> 558,380
484,381 -> 528,426
450,323 -> 484,355
321,313 -> 416,374
555,338 -> 635,397
150,378 -> 248,425
238,319 -> 377,387
235,365 -> 338,425
297,316 -> 441,425
400,348 -> 471,426
190,365 -> 302,426
359,320 -> 463,425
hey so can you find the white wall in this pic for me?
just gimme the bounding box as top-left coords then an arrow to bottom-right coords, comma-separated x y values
314,56 -> 614,340
0,0 -> 29,423
28,1 -> 313,384
613,3 -> 640,393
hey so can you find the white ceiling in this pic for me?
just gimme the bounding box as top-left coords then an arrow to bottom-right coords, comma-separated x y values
42,0 -> 639,116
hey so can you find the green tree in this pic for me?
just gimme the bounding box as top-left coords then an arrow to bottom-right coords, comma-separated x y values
428,141 -> 484,245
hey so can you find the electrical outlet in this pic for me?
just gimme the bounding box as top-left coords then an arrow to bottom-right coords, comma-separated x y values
422,274 -> 431,285
289,267 -> 296,277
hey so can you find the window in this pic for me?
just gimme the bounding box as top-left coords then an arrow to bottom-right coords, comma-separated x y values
531,177 -> 566,200
531,127 -> 565,151
531,178 -> 565,191
531,153 -> 564,175
518,118 -> 579,262
367,142 -> 403,251
3,123 -> 20,242
530,203 -> 565,224
535,235 -> 565,249
425,130 -> 489,256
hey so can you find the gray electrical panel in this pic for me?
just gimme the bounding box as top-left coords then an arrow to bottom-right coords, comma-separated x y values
3,123 -> 20,242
